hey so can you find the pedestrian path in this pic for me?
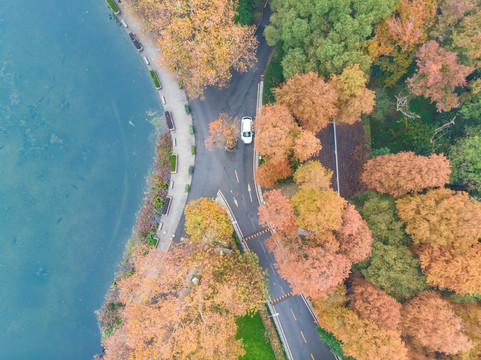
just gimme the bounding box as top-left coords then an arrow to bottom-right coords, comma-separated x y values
112,2 -> 195,251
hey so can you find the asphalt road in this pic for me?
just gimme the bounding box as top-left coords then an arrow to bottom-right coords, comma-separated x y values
172,5 -> 336,360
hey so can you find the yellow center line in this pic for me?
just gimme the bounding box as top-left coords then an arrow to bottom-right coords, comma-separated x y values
311,354 -> 315,360
290,308 -> 297,321
234,170 -> 239,183
300,330 -> 307,343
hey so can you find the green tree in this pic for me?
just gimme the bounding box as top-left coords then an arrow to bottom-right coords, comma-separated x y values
264,0 -> 398,78
361,242 -> 429,301
353,191 -> 411,247
449,129 -> 481,197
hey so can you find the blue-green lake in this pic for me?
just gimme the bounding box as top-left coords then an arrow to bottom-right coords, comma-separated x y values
0,1 -> 164,358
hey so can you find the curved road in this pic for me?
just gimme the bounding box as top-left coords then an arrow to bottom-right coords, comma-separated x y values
172,5 -> 336,360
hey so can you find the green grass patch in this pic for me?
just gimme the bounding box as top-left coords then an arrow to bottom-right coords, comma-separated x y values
171,154 -> 177,172
150,70 -> 161,89
105,0 -> 119,13
236,312 -> 276,360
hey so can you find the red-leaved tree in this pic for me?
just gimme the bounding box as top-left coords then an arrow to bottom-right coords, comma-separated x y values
407,40 -> 474,111
258,189 -> 297,237
361,152 -> 451,198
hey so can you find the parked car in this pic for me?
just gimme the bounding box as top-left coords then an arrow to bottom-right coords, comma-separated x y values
241,116 -> 253,144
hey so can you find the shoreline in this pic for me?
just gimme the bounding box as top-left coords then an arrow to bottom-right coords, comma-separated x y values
96,0 -> 197,344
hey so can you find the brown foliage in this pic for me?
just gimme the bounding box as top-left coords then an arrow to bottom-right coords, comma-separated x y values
348,274 -> 402,331
407,41 -> 474,112
291,189 -> 346,236
133,0 -> 258,98
204,113 -> 239,151
396,188 -> 481,247
417,243 -> 481,296
292,130 -> 322,162
368,0 -> 438,58
254,103 -> 298,160
272,236 -> 352,299
314,295 -> 409,360
330,64 -> 375,124
258,189 -> 297,237
275,72 -> 339,132
254,156 -> 292,188
361,152 -> 452,198
450,300 -> 481,360
337,204 -> 373,264
293,161 -> 333,191
402,291 -> 473,355
101,243 -> 267,360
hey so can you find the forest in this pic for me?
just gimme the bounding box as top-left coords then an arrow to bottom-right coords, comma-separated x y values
256,0 -> 481,359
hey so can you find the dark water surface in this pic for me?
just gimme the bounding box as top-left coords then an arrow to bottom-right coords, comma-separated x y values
0,1 -> 164,358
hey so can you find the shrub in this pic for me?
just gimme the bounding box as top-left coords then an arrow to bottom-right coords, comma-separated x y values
189,125 -> 194,134
189,165 -> 194,175
106,0 -> 119,14
171,154 -> 177,172
185,104 -> 190,114
191,145 -> 196,155
149,70 -> 161,88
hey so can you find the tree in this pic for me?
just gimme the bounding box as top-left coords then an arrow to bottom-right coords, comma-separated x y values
330,65 -> 376,124
204,113 -> 239,151
293,161 -> 333,191
184,198 -> 233,244
361,152 -> 452,198
337,204 -> 373,264
254,103 -> 298,159
430,0 -> 475,42
272,236 -> 352,299
452,9 -> 481,67
361,242 -> 428,301
450,300 -> 481,360
402,291 -> 473,355
449,129 -> 481,196
254,156 -> 293,188
348,274 -> 402,331
417,243 -> 481,296
101,241 -> 268,360
292,130 -> 322,161
407,41 -> 474,112
291,189 -> 346,236
314,297 -> 409,360
274,72 -> 339,132
258,189 -> 297,236
264,0 -> 398,78
134,0 -> 258,98
396,188 -> 481,248
354,191 -> 412,246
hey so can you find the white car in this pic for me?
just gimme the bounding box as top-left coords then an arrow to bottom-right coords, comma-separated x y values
241,116 -> 253,144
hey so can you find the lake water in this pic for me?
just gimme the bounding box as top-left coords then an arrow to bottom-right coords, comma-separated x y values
0,1 -> 164,359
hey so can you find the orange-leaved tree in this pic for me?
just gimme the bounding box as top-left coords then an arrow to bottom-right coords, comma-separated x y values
336,204 -> 373,264
402,291 -> 473,355
313,292 -> 409,360
205,113 -> 239,151
184,198 -> 233,244
134,0 -> 258,98
361,152 -> 452,198
274,72 -> 339,132
348,274 -> 402,331
270,234 -> 352,299
293,161 -> 333,191
258,189 -> 297,237
417,243 -> 481,296
292,130 -> 322,162
330,64 -> 376,124
254,156 -> 293,188
407,40 -> 474,112
396,188 -> 481,247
